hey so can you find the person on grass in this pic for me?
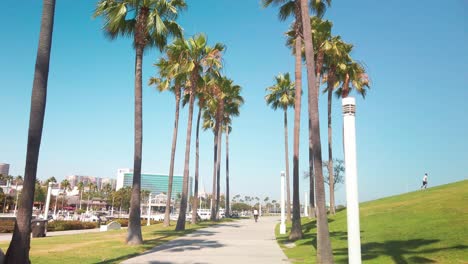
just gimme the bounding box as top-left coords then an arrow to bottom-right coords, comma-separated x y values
421,173 -> 428,189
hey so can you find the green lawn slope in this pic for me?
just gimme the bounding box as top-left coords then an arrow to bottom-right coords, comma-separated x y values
276,180 -> 468,263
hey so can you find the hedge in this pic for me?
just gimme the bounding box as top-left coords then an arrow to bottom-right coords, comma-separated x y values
47,221 -> 97,232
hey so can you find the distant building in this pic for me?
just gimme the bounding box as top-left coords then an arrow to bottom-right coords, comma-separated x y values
0,163 -> 10,176
66,175 -> 116,190
116,168 -> 192,199
101,178 -> 117,189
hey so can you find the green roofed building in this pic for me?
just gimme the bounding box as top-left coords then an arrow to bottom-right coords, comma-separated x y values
116,168 -> 192,199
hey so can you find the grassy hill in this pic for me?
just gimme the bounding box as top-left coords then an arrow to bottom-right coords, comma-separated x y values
276,180 -> 468,263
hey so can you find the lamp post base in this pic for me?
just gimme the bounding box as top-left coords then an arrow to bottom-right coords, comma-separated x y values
280,223 -> 286,234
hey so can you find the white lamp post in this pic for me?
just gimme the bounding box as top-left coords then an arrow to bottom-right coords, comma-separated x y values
147,193 -> 152,226
304,192 -> 308,217
342,97 -> 362,264
280,171 -> 286,234
43,182 -> 53,219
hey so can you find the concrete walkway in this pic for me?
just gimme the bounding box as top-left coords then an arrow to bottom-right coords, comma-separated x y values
123,217 -> 290,264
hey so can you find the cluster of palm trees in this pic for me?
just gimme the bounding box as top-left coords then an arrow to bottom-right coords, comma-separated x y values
150,34 -> 243,231
5,0 -> 244,262
264,0 -> 370,262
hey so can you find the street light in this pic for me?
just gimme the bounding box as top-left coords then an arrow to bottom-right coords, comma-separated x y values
43,182 -> 53,219
147,193 -> 152,226
342,97 -> 362,264
280,171 -> 286,235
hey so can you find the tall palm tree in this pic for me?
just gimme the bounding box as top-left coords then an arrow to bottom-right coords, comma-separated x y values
77,181 -> 84,210
221,80 -> 243,217
262,0 -> 303,240
300,0 -> 334,261
265,73 -> 295,221
60,179 -> 71,210
336,61 -> 370,99
149,51 -> 187,227
5,1 -> 56,262
190,75 -> 213,224
94,0 -> 186,244
171,35 -> 224,231
322,37 -> 352,215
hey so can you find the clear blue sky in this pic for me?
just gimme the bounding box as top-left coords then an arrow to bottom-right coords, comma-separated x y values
1,0 -> 467,205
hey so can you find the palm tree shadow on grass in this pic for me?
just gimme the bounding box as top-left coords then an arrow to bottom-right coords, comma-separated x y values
278,218 -> 345,250
334,239 -> 468,264
96,224 -> 228,264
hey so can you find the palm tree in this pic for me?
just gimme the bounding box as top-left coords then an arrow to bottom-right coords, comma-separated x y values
190,75 -> 212,224
322,37 -> 352,215
77,181 -> 84,210
300,0 -> 334,261
222,80 -> 243,217
336,61 -> 370,99
172,35 -> 224,231
265,73 -> 295,222
262,0 -> 304,240
5,0 -> 56,262
94,0 -> 186,244
150,51 -> 187,227
60,179 -> 71,210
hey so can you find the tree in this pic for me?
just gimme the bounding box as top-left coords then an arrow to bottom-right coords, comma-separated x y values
321,36 -> 351,215
322,159 -> 344,190
44,176 -> 57,186
172,35 -> 224,230
94,0 -> 186,245
265,72 -> 295,221
60,179 -> 71,210
262,0 -> 303,240
222,80 -> 243,217
5,0 -> 56,262
77,181 -> 84,210
300,0 -> 334,261
150,49 -> 187,227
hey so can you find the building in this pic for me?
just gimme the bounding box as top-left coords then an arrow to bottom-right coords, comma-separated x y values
116,168 -> 192,199
0,163 -> 10,176
66,175 -> 115,190
101,178 -> 117,190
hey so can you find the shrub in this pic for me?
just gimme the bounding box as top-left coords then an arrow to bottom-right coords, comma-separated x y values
113,218 -> 160,227
0,220 -> 15,233
47,221 -> 97,232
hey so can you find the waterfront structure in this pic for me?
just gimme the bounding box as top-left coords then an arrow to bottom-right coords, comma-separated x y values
116,168 -> 192,199
0,163 -> 9,176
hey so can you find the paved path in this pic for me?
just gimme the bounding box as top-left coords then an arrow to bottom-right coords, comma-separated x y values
123,217 -> 290,264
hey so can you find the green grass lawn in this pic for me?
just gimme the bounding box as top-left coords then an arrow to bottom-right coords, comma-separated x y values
276,180 -> 468,263
0,219 -> 233,264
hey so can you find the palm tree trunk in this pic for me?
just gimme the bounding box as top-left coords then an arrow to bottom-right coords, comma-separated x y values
215,114 -> 223,218
5,1 -> 55,262
164,88 -> 181,227
327,80 -> 335,215
175,78 -> 196,231
126,45 -> 144,245
284,109 -> 292,222
225,126 -> 230,217
79,190 -> 82,210
308,60 -> 323,219
191,106 -> 202,224
210,130 -> 218,221
289,5 -> 303,241
300,0 -> 333,262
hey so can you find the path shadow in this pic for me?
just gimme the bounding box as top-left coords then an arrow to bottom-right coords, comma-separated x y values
334,238 -> 468,264
138,238 -> 224,255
